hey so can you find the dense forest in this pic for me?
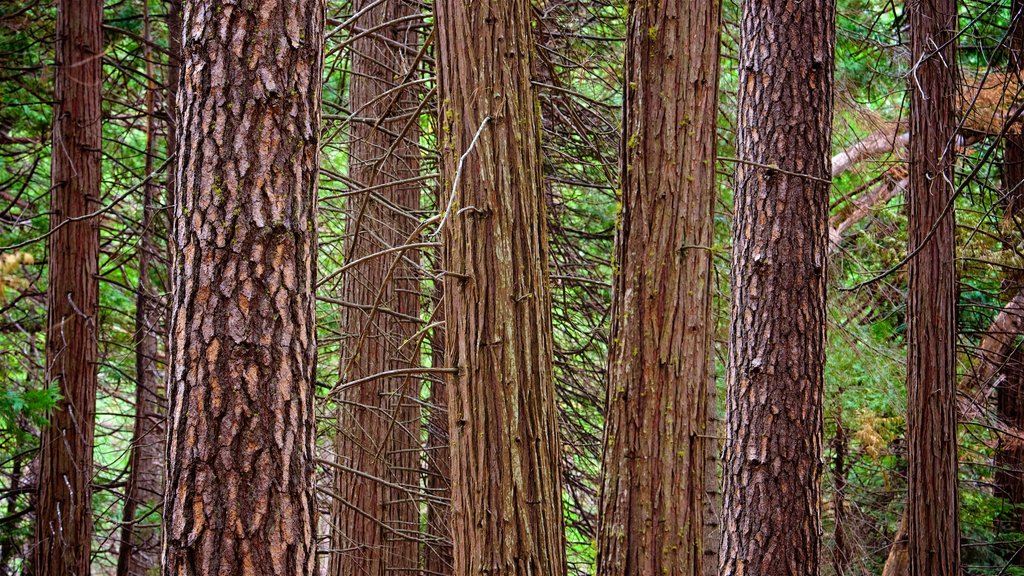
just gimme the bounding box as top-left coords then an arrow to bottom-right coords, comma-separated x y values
0,0 -> 1022,575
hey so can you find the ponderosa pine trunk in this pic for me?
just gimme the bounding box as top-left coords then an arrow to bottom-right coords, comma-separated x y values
330,1 -> 423,574
116,6 -> 164,573
596,1 -> 720,575
162,1 -> 324,574
907,0 -> 961,574
435,1 -> 568,574
720,0 -> 835,575
34,0 -> 102,573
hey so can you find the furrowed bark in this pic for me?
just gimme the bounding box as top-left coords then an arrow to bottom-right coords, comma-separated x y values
162,1 -> 324,574
596,1 -> 720,575
34,0 -> 103,573
435,1 -> 568,574
720,0 -> 835,575
906,0 -> 961,573
330,2 -> 423,575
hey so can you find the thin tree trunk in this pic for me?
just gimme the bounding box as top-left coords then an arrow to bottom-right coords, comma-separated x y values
720,0 -> 835,575
906,0 -> 961,574
425,308 -> 453,576
34,0 -> 103,573
116,6 -> 163,569
703,385 -> 722,576
165,0 -> 181,245
997,2 -> 1024,555
116,5 -> 165,574
435,0 -> 568,574
995,349 -> 1024,555
831,407 -> 852,576
162,1 -> 324,574
330,2 -> 423,574
596,1 -> 720,575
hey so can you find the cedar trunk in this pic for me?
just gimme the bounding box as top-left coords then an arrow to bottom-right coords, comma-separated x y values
425,295 -> 453,576
907,0 -> 961,574
720,0 -> 835,575
162,1 -> 324,574
997,1 -> 1024,555
435,1 -> 568,574
34,0 -> 103,573
596,1 -> 720,575
116,6 -> 165,574
330,1 -> 422,574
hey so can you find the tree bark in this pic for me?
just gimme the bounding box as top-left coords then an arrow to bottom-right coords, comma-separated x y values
906,0 -> 961,574
596,1 -> 720,575
996,2 -> 1024,557
995,348 -> 1024,554
34,0 -> 103,573
330,2 -> 423,575
425,312 -> 453,576
116,6 -> 164,574
435,1 -> 568,574
720,1 -> 835,575
162,1 -> 324,574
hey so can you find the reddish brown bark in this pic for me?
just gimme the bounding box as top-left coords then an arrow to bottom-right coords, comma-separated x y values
996,350 -> 1024,545
595,1 -> 720,575
34,0 -> 103,573
330,2 -> 423,575
162,1 -> 324,574
116,7 -> 164,574
996,2 -> 1024,556
425,315 -> 453,576
435,0 -> 568,574
720,1 -> 835,575
906,0 -> 961,574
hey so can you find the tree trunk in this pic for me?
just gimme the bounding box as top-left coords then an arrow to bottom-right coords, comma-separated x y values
1005,0 -> 1024,216
906,0 -> 961,574
425,313 -> 453,576
831,408 -> 852,576
596,1 -> 720,575
162,1 -> 324,574
116,6 -> 164,574
997,3 -> 1024,558
703,376 -> 722,576
435,0 -> 568,574
330,2 -> 423,575
34,0 -> 103,573
995,349 -> 1024,551
720,1 -> 835,575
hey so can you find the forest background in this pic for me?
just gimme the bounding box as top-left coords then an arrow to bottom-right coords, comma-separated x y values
0,0 -> 1022,575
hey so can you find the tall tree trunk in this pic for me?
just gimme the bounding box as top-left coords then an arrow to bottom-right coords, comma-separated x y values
1005,0 -> 1024,215
162,1 -> 324,574
720,1 -> 835,575
831,407 -> 852,576
996,1 -> 1024,561
330,2 -> 423,575
596,1 -> 720,575
425,314 -> 453,576
907,0 -> 961,574
434,1 -> 568,574
116,6 -> 165,574
165,0 -> 181,247
34,0 -> 103,573
995,349 -> 1024,552
703,380 -> 722,576
424,279 -> 453,576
